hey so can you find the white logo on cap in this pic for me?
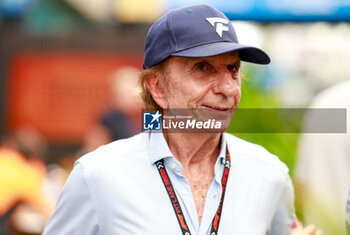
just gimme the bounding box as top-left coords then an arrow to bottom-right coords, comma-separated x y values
206,17 -> 229,38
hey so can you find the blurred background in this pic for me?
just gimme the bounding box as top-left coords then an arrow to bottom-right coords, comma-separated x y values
0,0 -> 349,234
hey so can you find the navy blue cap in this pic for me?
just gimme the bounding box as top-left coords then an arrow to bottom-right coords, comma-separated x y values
143,4 -> 270,69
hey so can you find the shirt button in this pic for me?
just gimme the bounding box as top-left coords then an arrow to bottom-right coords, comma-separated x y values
181,189 -> 188,196
170,163 -> 177,170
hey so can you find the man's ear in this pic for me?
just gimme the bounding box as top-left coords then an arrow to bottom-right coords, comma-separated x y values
144,72 -> 168,109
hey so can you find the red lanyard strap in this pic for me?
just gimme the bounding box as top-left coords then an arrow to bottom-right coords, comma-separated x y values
156,144 -> 231,235
210,145 -> 231,235
156,160 -> 192,235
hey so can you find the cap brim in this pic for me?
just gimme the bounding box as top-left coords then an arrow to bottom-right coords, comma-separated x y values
171,41 -> 270,65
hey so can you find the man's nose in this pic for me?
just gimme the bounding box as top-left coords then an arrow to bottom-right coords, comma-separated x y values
212,70 -> 240,97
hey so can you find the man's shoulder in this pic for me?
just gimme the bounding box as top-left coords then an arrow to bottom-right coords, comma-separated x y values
224,133 -> 289,176
76,132 -> 149,169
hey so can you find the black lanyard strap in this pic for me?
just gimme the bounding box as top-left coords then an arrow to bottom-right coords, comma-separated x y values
156,144 -> 231,235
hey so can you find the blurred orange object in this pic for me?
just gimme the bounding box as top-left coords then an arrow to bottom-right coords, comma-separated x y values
8,52 -> 143,143
0,147 -> 51,216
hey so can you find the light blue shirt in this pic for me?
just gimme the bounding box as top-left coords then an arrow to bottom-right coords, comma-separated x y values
43,132 -> 295,235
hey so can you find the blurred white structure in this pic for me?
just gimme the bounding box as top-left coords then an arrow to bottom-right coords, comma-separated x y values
294,80 -> 350,235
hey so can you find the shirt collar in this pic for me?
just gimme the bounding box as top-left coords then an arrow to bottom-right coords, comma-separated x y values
148,131 -> 173,164
148,131 -> 227,165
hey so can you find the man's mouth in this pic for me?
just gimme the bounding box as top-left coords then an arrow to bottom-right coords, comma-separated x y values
203,105 -> 230,112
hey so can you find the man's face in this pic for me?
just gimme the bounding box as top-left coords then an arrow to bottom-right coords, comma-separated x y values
161,52 -> 241,123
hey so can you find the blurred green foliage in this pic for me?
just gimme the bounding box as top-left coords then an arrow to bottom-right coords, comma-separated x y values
227,63 -> 299,174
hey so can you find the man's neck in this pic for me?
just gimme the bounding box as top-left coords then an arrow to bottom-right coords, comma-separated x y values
163,131 -> 222,170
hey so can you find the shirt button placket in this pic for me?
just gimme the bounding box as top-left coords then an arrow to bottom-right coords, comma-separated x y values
181,188 -> 188,196
171,162 -> 177,170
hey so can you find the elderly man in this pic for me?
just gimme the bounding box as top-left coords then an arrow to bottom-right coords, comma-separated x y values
43,4 -> 321,235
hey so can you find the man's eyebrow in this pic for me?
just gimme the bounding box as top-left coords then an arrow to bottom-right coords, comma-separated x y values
222,59 -> 241,69
191,58 -> 209,63
232,60 -> 241,67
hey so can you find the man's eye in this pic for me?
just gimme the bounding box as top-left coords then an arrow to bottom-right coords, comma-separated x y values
227,64 -> 237,72
197,64 -> 208,71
